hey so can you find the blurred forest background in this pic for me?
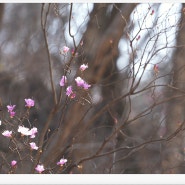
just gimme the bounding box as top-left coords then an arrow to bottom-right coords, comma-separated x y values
0,3 -> 185,174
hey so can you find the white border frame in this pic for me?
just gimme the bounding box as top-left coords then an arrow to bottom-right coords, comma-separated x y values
0,174 -> 185,184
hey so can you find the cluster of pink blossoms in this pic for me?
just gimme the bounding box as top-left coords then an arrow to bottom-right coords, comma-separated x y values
3,98 -> 38,168
2,98 -> 38,151
7,98 -> 34,119
62,73 -> 91,98
2,126 -> 38,150
75,77 -> 91,90
59,59 -> 91,99
35,157 -> 67,173
18,125 -> 38,138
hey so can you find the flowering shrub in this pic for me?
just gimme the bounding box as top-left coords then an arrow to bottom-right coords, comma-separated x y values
0,44 -> 91,174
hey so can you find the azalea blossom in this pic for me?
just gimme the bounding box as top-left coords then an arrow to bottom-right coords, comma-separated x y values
35,164 -> 45,173
75,77 -> 85,87
60,46 -> 70,55
29,127 -> 38,138
66,86 -> 76,99
25,98 -> 35,108
79,64 -> 88,72
18,126 -> 30,136
7,105 -> 16,118
57,158 -> 68,166
59,76 -> 67,87
2,130 -> 12,138
83,82 -> 91,90
11,160 -> 17,167
18,126 -> 38,138
75,77 -> 91,90
7,105 -> 16,113
30,142 -> 38,150
66,86 -> 73,97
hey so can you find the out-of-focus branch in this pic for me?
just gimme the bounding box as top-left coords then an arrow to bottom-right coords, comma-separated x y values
69,3 -> 76,49
41,3 -> 57,105
31,3 -> 59,173
69,119 -> 185,171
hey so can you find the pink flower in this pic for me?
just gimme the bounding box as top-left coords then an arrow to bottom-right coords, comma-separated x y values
7,105 -> 16,113
60,76 -> 67,87
80,64 -> 88,71
2,130 -> 12,138
66,86 -> 76,99
66,86 -> 73,97
29,127 -> 38,138
57,158 -> 67,166
75,77 -> 91,90
11,160 -> 17,167
83,82 -> 91,90
60,46 -> 70,55
18,126 -> 30,136
7,105 -> 16,118
75,77 -> 85,87
25,98 -> 35,108
18,126 -> 38,138
30,142 -> 38,150
35,164 -> 45,173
